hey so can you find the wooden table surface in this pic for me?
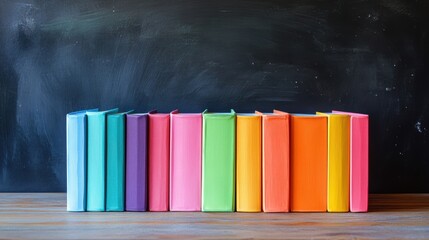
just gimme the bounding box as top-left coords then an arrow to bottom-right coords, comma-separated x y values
0,193 -> 428,239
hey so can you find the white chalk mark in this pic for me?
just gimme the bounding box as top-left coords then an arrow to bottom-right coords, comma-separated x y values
415,122 -> 423,133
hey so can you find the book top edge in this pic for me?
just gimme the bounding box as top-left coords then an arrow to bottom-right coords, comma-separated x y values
171,113 -> 202,117
332,110 -> 369,118
316,112 -> 351,118
291,114 -> 326,118
67,109 -> 98,116
86,108 -> 118,116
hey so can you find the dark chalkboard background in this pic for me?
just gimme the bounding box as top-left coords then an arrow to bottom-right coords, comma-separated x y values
0,0 -> 428,193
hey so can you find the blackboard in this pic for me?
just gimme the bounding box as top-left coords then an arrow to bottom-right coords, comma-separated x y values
0,0 -> 428,192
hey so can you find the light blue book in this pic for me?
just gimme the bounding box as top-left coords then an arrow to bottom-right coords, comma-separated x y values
66,108 -> 98,212
87,108 -> 119,211
106,111 -> 133,211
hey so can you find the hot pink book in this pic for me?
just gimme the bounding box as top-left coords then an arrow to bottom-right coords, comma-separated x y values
333,110 -> 369,212
169,110 -> 202,211
148,111 -> 172,211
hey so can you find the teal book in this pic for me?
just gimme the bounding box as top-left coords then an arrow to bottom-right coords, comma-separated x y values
106,111 -> 132,211
202,109 -> 236,212
87,108 -> 119,211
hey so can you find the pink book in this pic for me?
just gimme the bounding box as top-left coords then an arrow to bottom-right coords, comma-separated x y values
169,110 -> 202,211
333,110 -> 369,212
148,111 -> 172,211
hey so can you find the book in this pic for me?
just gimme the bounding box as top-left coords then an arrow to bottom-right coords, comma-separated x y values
148,111 -> 171,211
236,113 -> 262,212
316,112 -> 350,212
66,108 -> 97,211
86,108 -> 119,211
290,114 -> 327,212
169,110 -> 202,211
106,111 -> 132,211
333,110 -> 369,212
202,110 -> 236,212
256,110 -> 290,212
126,112 -> 151,211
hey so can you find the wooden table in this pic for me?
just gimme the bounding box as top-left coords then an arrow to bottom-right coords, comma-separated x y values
0,193 -> 428,239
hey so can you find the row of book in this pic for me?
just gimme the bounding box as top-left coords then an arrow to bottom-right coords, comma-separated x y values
67,109 -> 368,212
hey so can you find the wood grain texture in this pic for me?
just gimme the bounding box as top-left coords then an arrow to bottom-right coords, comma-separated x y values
0,193 -> 428,239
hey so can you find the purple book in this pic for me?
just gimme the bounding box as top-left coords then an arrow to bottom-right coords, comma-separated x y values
126,113 -> 149,211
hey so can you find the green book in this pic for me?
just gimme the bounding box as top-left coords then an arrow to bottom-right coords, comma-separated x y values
202,109 -> 236,212
106,111 -> 132,211
87,108 -> 119,211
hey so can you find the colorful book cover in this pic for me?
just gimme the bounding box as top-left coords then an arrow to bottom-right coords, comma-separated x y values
256,110 -> 290,213
126,112 -> 151,211
86,108 -> 119,211
316,112 -> 350,212
333,110 -> 369,212
106,111 -> 132,211
169,110 -> 202,211
148,111 -> 171,211
290,114 -> 327,212
66,108 -> 97,212
202,110 -> 236,212
236,113 -> 262,212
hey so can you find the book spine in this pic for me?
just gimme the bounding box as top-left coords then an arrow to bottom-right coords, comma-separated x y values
350,116 -> 369,212
236,115 -> 262,212
202,114 -> 236,212
290,116 -> 328,212
169,114 -> 202,211
126,115 -> 148,211
87,114 -> 107,211
66,114 -> 86,211
148,114 -> 170,211
326,115 -> 350,212
262,115 -> 290,212
106,114 -> 126,211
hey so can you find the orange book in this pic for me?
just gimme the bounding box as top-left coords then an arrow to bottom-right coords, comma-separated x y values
290,114 -> 328,212
256,110 -> 290,212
